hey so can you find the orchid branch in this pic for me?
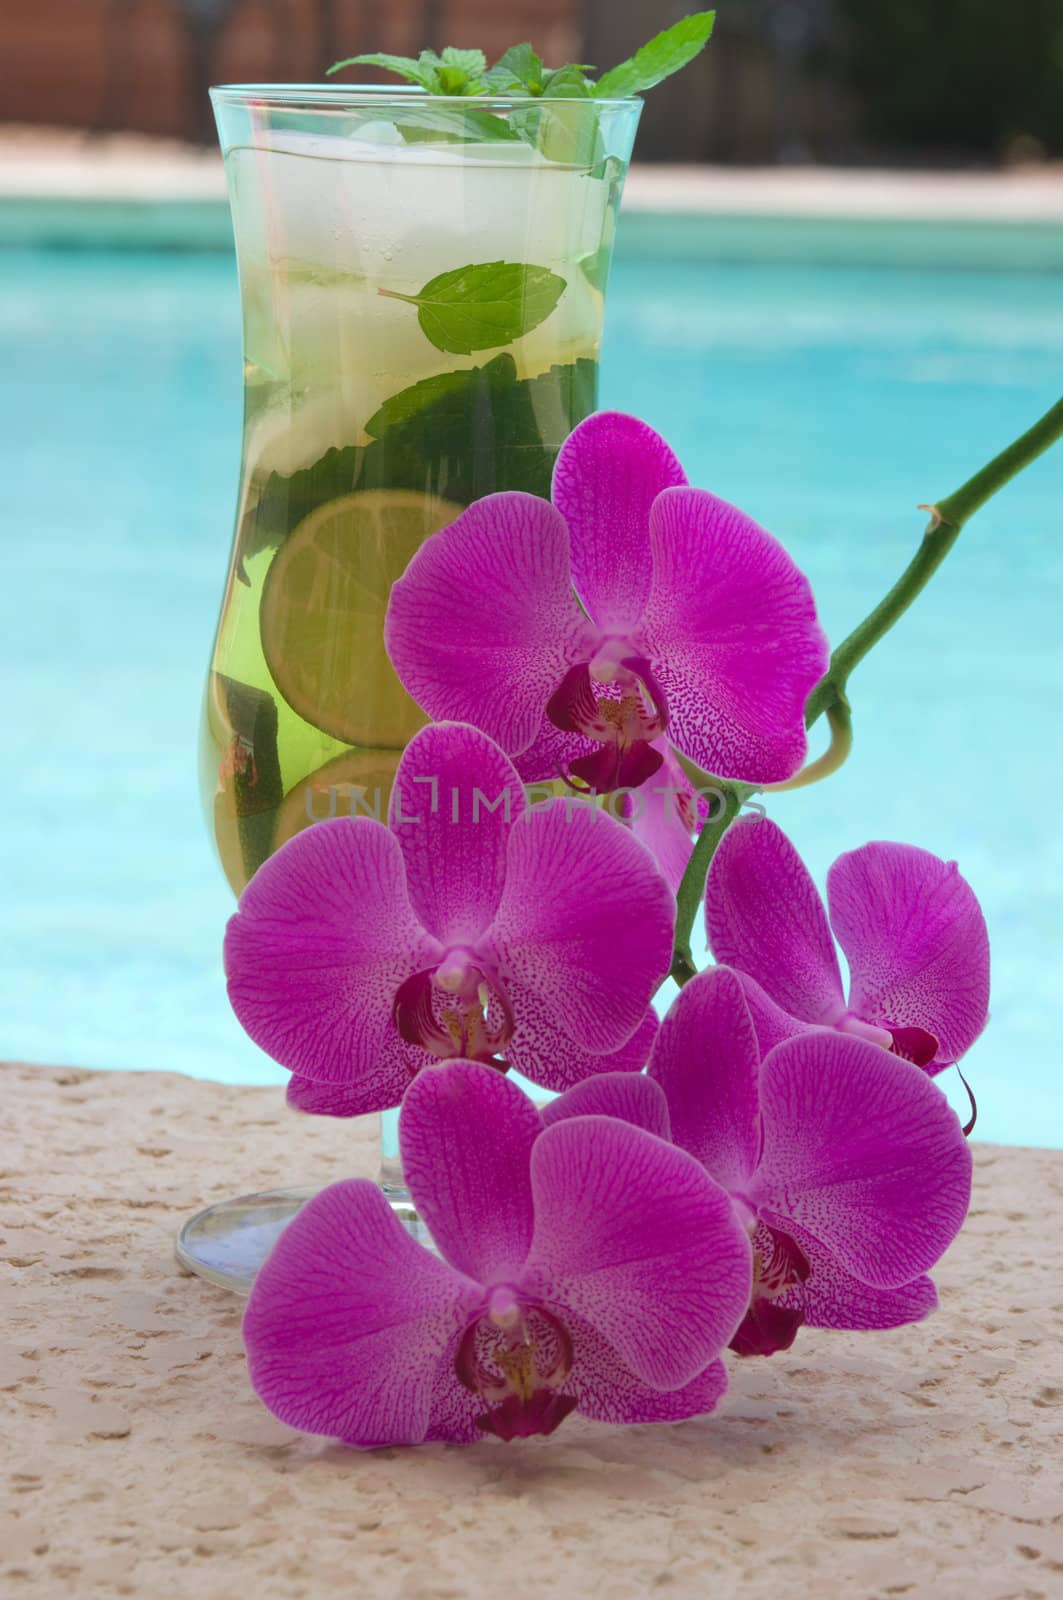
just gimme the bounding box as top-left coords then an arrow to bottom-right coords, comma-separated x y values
805,393 -> 1063,729
669,778 -> 748,987
764,697 -> 853,792
666,394 -> 1063,986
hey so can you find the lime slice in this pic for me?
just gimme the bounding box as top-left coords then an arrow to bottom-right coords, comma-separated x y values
272,748 -> 402,853
260,489 -> 463,747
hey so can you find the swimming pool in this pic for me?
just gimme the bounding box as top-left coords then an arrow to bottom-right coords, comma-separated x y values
3,224 -> 1061,1145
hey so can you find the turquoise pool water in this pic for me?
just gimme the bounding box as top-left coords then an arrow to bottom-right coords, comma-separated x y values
2,229 -> 1061,1145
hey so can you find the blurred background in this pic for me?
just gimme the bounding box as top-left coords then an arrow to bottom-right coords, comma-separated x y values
5,0 -> 1063,165
2,2 -> 1061,1146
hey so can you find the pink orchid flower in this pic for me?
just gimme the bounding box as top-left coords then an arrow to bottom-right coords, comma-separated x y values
243,1059 -> 753,1445
705,815 -> 990,1074
224,722 -> 674,1117
619,742 -> 711,894
384,412 -> 829,794
647,967 -> 973,1356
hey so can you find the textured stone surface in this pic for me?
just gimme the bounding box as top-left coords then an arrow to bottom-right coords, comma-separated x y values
3,1061 -> 1061,1600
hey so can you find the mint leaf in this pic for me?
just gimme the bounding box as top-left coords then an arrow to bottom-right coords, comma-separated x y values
241,356 -> 598,557
440,46 -> 487,76
579,245 -> 612,294
326,53 -> 439,89
365,354 -> 516,436
593,12 -> 715,98
426,47 -> 487,95
483,43 -> 546,94
511,100 -> 604,166
585,154 -> 624,182
541,64 -> 594,98
380,261 -> 566,355
327,47 -> 487,95
395,106 -> 520,145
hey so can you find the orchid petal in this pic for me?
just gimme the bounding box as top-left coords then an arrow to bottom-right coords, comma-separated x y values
567,1314 -> 727,1425
512,717 -> 598,788
423,1336 -> 483,1443
504,1001 -> 658,1093
736,970 -> 815,1058
706,816 -> 845,1027
801,1273 -> 938,1331
224,818 -> 439,1089
524,1116 -> 752,1390
621,742 -> 699,894
635,487 -> 827,783
384,491 -> 596,756
828,842 -> 991,1066
243,1180 -> 479,1447
778,1225 -> 939,1330
552,411 -> 687,633
399,1060 -> 541,1285
751,1033 -> 973,1288
486,799 -> 675,1055
541,1070 -> 672,1141
285,1069 -> 413,1118
388,723 -> 523,946
649,966 -> 762,1192
509,723 -> 592,790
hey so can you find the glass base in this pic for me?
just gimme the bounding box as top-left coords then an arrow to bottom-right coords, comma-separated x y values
175,1172 -> 431,1294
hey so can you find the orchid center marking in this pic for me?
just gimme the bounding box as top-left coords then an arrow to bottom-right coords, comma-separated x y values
832,1009 -> 940,1069
729,1223 -> 810,1360
392,957 -> 514,1069
547,653 -> 669,793
456,1302 -> 578,1441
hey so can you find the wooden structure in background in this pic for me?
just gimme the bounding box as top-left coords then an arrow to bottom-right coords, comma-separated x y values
3,0 -> 849,159
3,0 -> 579,144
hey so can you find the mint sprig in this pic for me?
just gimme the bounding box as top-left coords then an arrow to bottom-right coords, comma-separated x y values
327,13 -> 716,102
482,45 -> 597,98
327,47 -> 489,96
481,43 -> 548,95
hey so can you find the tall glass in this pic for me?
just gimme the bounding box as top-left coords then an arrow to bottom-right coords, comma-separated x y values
178,85 -> 642,1292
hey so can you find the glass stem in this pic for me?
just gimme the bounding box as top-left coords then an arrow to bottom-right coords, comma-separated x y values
378,1107 -> 405,1195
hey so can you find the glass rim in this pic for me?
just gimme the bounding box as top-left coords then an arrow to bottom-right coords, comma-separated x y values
209,83 -> 642,112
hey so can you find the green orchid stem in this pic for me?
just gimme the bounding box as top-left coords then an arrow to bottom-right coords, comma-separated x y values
668,780 -> 749,988
805,393 -> 1063,730
665,392 -> 1063,987
765,698 -> 853,792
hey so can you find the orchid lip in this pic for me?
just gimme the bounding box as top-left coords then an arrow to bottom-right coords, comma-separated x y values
886,1023 -> 941,1069
547,656 -> 670,795
455,1299 -> 577,1441
729,1222 -> 810,1358
392,965 -> 514,1067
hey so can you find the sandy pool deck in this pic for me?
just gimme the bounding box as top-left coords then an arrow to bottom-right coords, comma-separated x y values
2,1061 -> 1061,1599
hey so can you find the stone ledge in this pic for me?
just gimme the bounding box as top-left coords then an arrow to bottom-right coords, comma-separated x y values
2,1060 -> 1060,1600
2,129 -> 1063,221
